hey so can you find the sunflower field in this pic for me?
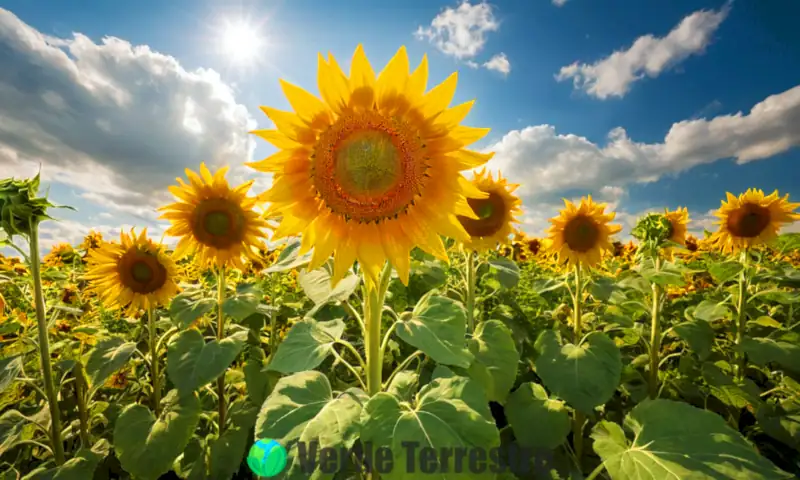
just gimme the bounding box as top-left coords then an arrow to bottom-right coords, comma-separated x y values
2,46 -> 800,480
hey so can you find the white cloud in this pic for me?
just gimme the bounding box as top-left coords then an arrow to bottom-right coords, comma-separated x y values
552,0 -> 569,6
0,8 -> 258,218
415,1 -> 499,59
484,84 -> 800,204
556,4 -> 730,99
483,53 -> 510,75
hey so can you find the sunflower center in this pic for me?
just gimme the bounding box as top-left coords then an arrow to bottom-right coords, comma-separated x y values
204,211 -> 232,237
728,203 -> 771,238
313,111 -> 428,223
335,130 -> 401,196
457,191 -> 507,238
131,261 -> 154,283
118,250 -> 168,295
563,215 -> 600,252
191,199 -> 245,248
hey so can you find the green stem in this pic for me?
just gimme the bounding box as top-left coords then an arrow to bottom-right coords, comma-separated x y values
585,462 -> 607,480
365,263 -> 393,397
74,364 -> 90,448
735,250 -> 749,380
268,273 -> 279,357
572,263 -> 584,465
148,306 -> 161,416
465,251 -> 476,333
649,256 -> 662,399
29,221 -> 65,465
217,265 -> 227,431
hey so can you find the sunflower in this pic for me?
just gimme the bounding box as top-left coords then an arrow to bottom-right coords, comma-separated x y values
247,45 -> 492,286
663,207 -> 690,246
456,169 -> 521,252
84,228 -> 179,315
710,189 -> 799,254
79,230 -> 104,253
43,243 -> 77,267
546,196 -> 622,268
159,164 -> 269,270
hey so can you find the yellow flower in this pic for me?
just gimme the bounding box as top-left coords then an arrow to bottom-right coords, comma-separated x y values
248,45 -> 492,286
711,189 -> 799,254
457,169 -> 522,253
43,243 -> 75,266
159,164 -> 269,270
84,228 -> 180,315
546,196 -> 622,268
664,207 -> 690,245
79,230 -> 104,252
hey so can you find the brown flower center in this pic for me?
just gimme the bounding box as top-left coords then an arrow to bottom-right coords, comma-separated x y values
191,198 -> 246,248
118,249 -> 168,294
457,191 -> 507,238
727,203 -> 771,238
313,111 -> 427,223
563,215 -> 600,252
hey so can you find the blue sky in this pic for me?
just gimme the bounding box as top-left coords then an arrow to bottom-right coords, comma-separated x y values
0,0 -> 798,253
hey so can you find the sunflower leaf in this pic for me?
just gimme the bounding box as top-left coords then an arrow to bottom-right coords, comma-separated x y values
592,399 -> 792,479
166,329 -> 247,395
396,292 -> 473,368
534,329 -> 622,414
264,239 -> 312,273
266,318 -> 345,374
0,356 -> 22,394
113,390 -> 201,480
466,320 -> 519,403
222,283 -> 263,321
169,289 -> 217,329
84,337 -> 137,390
505,382 -> 571,449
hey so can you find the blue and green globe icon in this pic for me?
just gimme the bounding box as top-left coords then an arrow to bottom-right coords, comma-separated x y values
247,439 -> 287,478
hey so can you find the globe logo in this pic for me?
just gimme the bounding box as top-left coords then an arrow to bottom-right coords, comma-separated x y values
247,438 -> 288,478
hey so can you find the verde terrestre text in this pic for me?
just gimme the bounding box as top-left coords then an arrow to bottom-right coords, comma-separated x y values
296,441 -> 549,475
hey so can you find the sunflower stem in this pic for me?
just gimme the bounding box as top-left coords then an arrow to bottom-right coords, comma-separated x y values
29,220 -> 65,465
465,250 -> 477,334
74,363 -> 90,448
571,263 -> 584,466
735,250 -> 749,381
147,306 -> 161,416
366,263 -> 393,397
648,255 -> 662,399
217,265 -> 227,432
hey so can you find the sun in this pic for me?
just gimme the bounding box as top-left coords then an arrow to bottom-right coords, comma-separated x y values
219,19 -> 263,65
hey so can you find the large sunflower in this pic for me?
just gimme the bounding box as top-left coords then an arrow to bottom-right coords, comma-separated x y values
247,45 -> 492,286
159,164 -> 269,270
457,169 -> 521,252
711,189 -> 799,253
664,207 -> 690,245
546,196 -> 622,268
85,228 -> 179,315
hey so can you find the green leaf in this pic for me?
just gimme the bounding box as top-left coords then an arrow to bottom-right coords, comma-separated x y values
396,293 -> 473,368
244,348 -> 280,405
299,267 -> 361,317
672,320 -> 714,361
266,318 -> 345,374
386,371 -> 419,402
505,382 -> 570,449
708,260 -> 743,284
749,316 -> 783,329
591,399 -> 791,479
222,283 -> 263,321
692,300 -> 730,323
114,390 -> 202,480
739,337 -> 800,373
173,438 -> 207,480
255,371 -> 367,480
534,330 -> 622,414
0,356 -> 22,394
755,403 -> 800,450
359,374 -> 499,480
84,337 -> 136,390
169,289 -> 216,329
637,258 -> 685,287
0,410 -> 26,455
467,320 -> 519,403
52,440 -> 110,480
264,239 -> 312,273
209,400 -> 259,480
486,257 -> 520,289
701,362 -> 761,409
167,329 -> 247,394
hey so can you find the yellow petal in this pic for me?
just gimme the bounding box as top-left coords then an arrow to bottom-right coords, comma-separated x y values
406,54 -> 428,101
280,79 -> 331,127
251,129 -> 301,149
376,46 -> 409,110
317,53 -> 349,114
421,72 -> 458,119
